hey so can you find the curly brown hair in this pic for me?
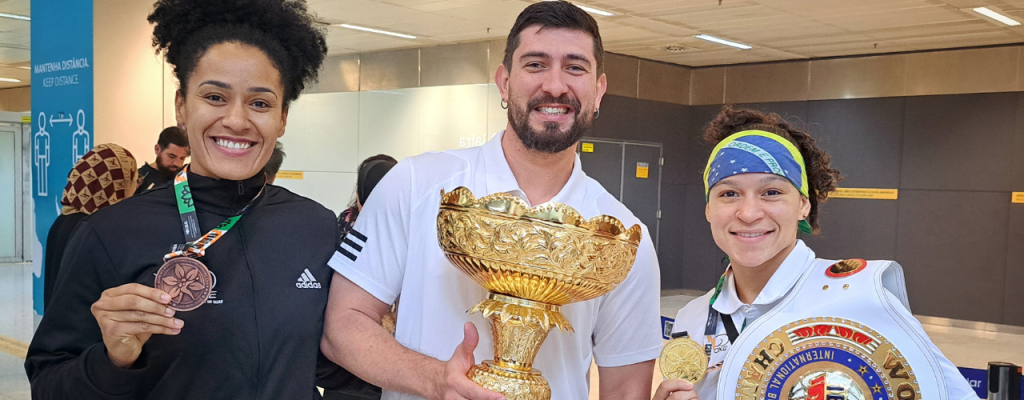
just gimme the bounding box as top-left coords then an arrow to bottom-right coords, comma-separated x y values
703,106 -> 842,234
148,0 -> 327,107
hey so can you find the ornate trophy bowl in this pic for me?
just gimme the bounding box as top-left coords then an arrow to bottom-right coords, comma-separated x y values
436,187 -> 642,400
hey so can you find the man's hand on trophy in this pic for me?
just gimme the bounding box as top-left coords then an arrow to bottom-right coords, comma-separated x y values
435,322 -> 506,400
652,379 -> 699,400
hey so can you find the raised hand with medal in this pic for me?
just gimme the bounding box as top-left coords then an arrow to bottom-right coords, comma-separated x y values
155,165 -> 263,311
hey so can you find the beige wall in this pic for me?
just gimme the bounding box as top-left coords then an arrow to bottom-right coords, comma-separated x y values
689,45 -> 1024,105
93,0 -> 175,166
0,87 -> 29,112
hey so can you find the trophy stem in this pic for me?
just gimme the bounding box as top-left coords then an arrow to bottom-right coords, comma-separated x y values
467,293 -> 573,400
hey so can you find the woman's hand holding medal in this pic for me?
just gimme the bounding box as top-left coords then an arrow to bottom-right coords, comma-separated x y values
90,283 -> 183,368
652,379 -> 699,400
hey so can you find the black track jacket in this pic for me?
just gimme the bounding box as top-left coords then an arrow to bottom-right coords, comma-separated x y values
26,171 -> 366,399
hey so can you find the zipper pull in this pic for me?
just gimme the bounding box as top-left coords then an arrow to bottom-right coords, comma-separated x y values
238,181 -> 244,195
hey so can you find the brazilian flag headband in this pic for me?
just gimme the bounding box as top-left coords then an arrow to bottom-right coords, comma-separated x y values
703,130 -> 813,234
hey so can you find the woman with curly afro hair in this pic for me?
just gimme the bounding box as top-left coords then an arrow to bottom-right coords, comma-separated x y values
653,107 -> 974,400
25,1 -> 375,398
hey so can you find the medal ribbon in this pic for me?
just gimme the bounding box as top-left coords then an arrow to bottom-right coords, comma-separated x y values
702,267 -> 747,358
163,165 -> 264,262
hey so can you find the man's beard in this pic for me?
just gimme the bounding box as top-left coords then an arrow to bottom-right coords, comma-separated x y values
508,94 -> 592,154
155,157 -> 179,178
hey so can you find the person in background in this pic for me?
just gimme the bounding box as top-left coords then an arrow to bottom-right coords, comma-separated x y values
43,143 -> 139,311
262,142 -> 286,184
337,154 -> 397,238
138,126 -> 189,192
325,154 -> 397,400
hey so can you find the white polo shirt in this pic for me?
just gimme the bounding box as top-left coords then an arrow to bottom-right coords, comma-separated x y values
330,131 -> 663,400
671,240 -> 975,400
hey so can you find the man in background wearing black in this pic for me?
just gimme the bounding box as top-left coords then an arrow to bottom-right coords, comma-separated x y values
262,142 -> 286,184
138,126 -> 189,192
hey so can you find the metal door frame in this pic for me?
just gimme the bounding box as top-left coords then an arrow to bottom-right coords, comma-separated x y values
0,119 -> 30,262
578,137 -> 663,250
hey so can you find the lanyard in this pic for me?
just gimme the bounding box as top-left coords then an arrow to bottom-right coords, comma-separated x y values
702,268 -> 746,357
162,165 -> 264,262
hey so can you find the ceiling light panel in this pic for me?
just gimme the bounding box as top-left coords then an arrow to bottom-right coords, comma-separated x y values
694,34 -> 752,50
973,7 -> 1021,26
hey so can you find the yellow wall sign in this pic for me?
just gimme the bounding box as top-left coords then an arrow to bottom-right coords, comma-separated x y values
20,116 -> 31,123
1013,192 -> 1024,204
276,171 -> 304,180
581,143 -> 594,153
636,162 -> 649,179
831,188 -> 898,200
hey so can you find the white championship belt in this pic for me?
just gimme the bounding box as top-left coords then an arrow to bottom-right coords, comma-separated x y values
716,259 -> 950,400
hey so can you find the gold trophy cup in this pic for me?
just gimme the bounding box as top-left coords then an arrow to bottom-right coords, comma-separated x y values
436,187 -> 642,400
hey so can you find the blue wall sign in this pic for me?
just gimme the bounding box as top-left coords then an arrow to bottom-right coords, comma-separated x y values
30,0 -> 94,315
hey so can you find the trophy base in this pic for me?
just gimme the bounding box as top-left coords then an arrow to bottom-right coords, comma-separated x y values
469,360 -> 551,400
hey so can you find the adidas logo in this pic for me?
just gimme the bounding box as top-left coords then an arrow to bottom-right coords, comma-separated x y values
295,268 -> 322,289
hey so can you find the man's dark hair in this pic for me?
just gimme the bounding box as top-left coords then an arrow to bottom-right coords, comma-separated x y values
156,126 -> 189,150
503,1 -> 604,75
262,142 -> 286,179
149,0 -> 328,108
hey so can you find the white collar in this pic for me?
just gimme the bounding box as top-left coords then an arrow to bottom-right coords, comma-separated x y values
482,130 -> 589,210
713,240 -> 815,315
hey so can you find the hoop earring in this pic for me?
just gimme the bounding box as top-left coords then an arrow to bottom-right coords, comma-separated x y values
594,109 -> 600,120
500,99 -> 508,109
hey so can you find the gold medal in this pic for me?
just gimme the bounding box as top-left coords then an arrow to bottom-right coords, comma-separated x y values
659,333 -> 708,383
155,257 -> 213,312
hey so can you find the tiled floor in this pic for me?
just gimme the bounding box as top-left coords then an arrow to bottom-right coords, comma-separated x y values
2,263 -> 1022,400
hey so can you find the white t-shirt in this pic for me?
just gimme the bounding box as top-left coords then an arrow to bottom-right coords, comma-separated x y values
330,131 -> 663,400
670,240 -> 976,400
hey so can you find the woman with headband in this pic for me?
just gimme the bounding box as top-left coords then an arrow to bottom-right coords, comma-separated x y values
653,107 -> 973,400
26,0 -> 368,398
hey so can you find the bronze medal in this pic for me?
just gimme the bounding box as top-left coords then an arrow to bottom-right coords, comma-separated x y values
155,257 -> 213,311
659,334 -> 709,383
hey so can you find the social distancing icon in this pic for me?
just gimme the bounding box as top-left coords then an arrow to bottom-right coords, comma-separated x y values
34,112 -> 50,197
71,109 -> 90,163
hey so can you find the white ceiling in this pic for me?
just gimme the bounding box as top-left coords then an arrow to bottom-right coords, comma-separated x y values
4,0 -> 1024,91
310,0 -> 1024,67
0,0 -> 30,89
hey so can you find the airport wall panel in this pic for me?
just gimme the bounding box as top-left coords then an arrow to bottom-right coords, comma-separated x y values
808,55 -> 907,100
357,89 -> 424,162
682,105 -> 722,186
725,62 -> 810,104
799,198 -> 899,262
1013,93 -> 1024,190
416,84 -> 491,152
604,52 -> 639,98
284,92 -> 361,173
806,97 -> 905,189
1004,206 -> 1024,326
690,67 -> 725,106
591,95 -> 638,141
636,98 -> 689,185
657,183 -> 688,290
902,92 -> 1017,192
307,54 -> 359,93
360,49 -> 420,91
420,42 -> 490,87
896,190 -> 1009,324
638,60 -> 690,105
680,183 -> 728,291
